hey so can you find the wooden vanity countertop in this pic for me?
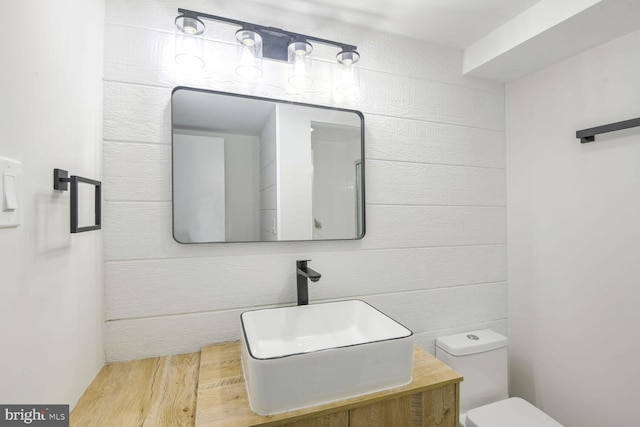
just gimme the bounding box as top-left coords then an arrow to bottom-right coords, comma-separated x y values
195,341 -> 462,427
70,352 -> 200,426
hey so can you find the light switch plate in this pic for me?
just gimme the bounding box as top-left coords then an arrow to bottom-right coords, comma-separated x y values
0,156 -> 21,228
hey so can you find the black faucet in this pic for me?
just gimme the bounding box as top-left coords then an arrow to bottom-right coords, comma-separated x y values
296,260 -> 321,305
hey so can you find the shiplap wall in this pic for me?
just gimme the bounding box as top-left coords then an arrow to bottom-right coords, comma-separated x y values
104,0 -> 507,361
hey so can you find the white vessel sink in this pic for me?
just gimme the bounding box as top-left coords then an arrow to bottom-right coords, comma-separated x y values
240,299 -> 414,415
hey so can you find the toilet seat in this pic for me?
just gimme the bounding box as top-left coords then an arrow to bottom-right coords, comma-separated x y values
466,397 -> 563,427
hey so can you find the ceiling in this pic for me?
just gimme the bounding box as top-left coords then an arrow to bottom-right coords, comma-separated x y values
250,0 -> 543,49
249,0 -> 640,82
173,89 -> 275,134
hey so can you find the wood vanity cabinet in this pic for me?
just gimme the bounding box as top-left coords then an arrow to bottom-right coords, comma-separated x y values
276,383 -> 457,427
196,342 -> 461,427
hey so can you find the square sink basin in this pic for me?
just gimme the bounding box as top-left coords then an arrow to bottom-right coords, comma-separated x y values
240,299 -> 414,415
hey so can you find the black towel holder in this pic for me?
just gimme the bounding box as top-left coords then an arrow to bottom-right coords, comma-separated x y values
53,168 -> 102,233
576,117 -> 640,143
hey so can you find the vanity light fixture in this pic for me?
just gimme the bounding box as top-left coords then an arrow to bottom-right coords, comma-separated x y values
174,8 -> 360,89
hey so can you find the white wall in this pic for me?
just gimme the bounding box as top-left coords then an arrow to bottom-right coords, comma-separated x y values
260,110 -> 278,241
312,127 -> 360,239
173,133 -> 225,242
0,0 -> 104,409
221,133 -> 259,241
277,104 -> 314,240
103,0 -> 507,361
507,29 -> 640,427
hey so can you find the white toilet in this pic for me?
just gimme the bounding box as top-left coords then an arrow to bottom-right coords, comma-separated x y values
435,329 -> 563,427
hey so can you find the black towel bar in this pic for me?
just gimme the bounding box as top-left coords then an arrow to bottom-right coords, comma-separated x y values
576,117 -> 640,143
53,168 -> 102,233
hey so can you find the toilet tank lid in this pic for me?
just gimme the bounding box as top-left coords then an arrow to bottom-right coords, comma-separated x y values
436,329 -> 507,356
467,397 -> 563,427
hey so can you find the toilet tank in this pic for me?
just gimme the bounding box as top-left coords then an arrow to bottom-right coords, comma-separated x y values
435,329 -> 508,415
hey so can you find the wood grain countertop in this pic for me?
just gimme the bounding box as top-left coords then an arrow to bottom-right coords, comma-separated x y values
70,352 -> 200,426
70,341 -> 461,427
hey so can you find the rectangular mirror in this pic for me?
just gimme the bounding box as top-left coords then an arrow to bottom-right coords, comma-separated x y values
171,87 -> 365,243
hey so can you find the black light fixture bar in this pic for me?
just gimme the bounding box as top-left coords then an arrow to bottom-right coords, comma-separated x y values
576,117 -> 640,143
177,8 -> 357,61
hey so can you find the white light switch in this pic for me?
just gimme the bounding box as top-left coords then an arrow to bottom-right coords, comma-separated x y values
4,174 -> 17,211
0,156 -> 21,228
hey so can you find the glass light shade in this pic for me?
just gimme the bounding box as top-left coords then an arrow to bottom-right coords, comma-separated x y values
235,29 -> 263,80
336,50 -> 361,95
174,31 -> 205,68
288,41 -> 313,87
174,15 -> 205,68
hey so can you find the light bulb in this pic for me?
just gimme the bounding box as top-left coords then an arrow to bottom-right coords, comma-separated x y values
183,24 -> 197,35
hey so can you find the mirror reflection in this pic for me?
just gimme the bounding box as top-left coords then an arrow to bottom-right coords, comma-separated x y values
171,87 -> 365,243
